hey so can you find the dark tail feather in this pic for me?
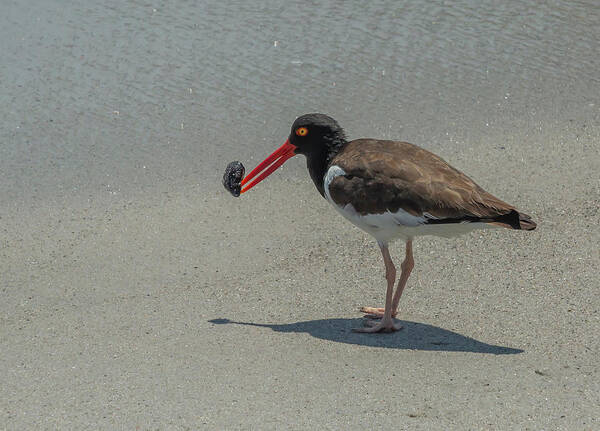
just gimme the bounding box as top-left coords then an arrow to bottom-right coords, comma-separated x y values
517,211 -> 536,230
488,210 -> 536,230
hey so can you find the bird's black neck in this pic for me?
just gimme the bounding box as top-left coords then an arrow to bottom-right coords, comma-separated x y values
306,130 -> 347,197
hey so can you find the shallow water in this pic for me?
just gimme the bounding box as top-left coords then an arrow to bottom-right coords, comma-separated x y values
1,0 -> 598,205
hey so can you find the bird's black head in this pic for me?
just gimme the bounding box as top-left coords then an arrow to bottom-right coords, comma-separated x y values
289,113 -> 347,160
237,113 -> 347,195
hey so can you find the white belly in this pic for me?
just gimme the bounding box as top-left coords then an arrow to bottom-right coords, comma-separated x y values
323,165 -> 494,244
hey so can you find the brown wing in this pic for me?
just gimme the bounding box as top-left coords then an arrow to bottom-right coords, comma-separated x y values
328,139 -> 535,229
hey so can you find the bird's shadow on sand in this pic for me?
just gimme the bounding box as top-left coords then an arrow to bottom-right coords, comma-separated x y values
209,317 -> 523,354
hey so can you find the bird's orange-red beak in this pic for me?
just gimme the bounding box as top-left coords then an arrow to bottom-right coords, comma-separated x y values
240,139 -> 297,194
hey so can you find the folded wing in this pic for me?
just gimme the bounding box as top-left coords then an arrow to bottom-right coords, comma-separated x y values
327,139 -> 535,230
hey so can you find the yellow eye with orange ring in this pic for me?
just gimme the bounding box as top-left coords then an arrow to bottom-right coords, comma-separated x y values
295,127 -> 308,137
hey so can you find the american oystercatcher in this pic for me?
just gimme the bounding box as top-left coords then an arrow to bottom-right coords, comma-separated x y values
233,113 -> 536,333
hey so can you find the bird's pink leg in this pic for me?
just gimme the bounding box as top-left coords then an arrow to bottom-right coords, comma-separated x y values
391,240 -> 414,314
354,242 -> 403,333
360,240 -> 413,320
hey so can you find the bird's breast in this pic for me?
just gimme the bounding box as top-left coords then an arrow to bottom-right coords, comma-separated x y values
323,165 -> 425,243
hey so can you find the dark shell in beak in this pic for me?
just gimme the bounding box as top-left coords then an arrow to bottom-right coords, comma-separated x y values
223,161 -> 245,197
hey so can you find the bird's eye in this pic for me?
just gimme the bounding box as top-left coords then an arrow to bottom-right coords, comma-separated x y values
295,127 -> 308,137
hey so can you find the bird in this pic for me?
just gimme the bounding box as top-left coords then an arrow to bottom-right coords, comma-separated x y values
237,113 -> 536,333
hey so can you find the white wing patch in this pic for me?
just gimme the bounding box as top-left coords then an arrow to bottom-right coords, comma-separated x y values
323,165 -> 494,243
323,165 -> 347,203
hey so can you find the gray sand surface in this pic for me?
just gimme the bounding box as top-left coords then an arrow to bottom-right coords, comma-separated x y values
2,1 -> 599,429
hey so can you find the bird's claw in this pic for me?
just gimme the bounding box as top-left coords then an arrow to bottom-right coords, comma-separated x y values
359,306 -> 397,319
353,318 -> 403,333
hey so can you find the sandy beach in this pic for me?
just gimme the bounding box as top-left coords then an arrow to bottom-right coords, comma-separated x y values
2,1 -> 599,429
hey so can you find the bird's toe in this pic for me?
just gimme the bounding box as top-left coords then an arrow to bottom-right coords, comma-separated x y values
353,318 -> 403,333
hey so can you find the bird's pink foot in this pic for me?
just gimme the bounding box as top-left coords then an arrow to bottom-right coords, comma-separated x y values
360,306 -> 397,319
353,318 -> 403,333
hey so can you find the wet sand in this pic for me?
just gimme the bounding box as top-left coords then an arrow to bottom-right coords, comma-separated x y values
2,1 -> 599,429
